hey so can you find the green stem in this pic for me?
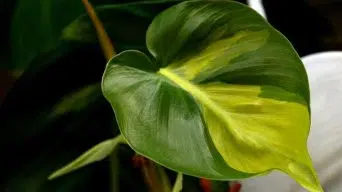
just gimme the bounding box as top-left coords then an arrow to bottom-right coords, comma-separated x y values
109,149 -> 119,192
172,172 -> 183,192
81,1 -> 119,189
155,164 -> 172,192
115,134 -> 127,144
109,134 -> 126,192
81,0 -> 116,60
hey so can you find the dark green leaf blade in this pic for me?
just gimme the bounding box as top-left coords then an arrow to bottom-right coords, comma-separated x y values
11,0 -> 84,70
1,97 -> 114,192
10,0 -> 180,71
0,43 -> 113,191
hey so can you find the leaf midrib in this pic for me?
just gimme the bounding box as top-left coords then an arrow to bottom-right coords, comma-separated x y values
158,68 -> 235,132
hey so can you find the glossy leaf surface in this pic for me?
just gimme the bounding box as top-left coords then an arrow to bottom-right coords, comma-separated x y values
103,50 -> 250,180
102,1 -> 322,191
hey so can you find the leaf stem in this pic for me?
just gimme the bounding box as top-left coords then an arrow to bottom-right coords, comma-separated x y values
156,164 -> 172,192
109,149 -> 119,192
108,135 -> 126,192
172,172 -> 183,192
142,157 -> 168,192
81,0 -> 116,60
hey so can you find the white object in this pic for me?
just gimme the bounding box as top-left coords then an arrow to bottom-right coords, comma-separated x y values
247,0 -> 267,19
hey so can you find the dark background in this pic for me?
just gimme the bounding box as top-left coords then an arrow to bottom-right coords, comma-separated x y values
262,0 -> 342,56
0,0 -> 341,191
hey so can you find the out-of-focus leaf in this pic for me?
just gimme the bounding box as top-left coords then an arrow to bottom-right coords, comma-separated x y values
11,0 -> 85,70
0,69 -> 16,104
62,1 -> 181,54
0,42 -> 114,191
0,0 -> 17,69
0,43 -> 106,146
10,0 -> 179,71
48,83 -> 101,118
49,135 -> 126,180
1,97 -> 115,192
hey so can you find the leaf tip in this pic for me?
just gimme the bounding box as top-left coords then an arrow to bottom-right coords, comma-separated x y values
286,162 -> 324,192
47,165 -> 77,180
47,171 -> 62,180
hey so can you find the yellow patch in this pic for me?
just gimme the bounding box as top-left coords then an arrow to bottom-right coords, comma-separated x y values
159,68 -> 322,192
167,30 -> 269,81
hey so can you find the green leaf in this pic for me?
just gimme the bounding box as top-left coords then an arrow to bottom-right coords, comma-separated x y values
62,1 -> 181,44
48,83 -> 101,118
0,43 -> 115,191
0,0 -> 17,70
102,50 -> 251,180
10,0 -> 179,71
102,1 -> 322,192
49,134 -> 126,180
11,0 -> 84,70
1,97 -> 115,192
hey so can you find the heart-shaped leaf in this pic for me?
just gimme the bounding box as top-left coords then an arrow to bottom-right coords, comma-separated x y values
102,1 -> 322,191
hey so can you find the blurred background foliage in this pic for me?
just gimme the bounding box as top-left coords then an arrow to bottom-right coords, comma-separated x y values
0,0 -> 341,191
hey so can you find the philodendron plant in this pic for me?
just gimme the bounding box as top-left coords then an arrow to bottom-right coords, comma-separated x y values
49,0 -> 323,191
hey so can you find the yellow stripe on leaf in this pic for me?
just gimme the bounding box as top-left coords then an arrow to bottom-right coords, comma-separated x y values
159,69 -> 323,192
168,30 -> 269,81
